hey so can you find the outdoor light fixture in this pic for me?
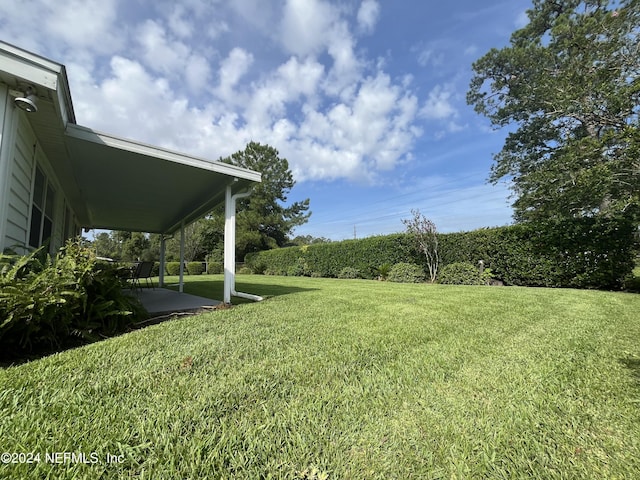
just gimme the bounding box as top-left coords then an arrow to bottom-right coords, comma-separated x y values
14,86 -> 38,113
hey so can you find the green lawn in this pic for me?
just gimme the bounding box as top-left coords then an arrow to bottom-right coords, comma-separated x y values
1,276 -> 639,479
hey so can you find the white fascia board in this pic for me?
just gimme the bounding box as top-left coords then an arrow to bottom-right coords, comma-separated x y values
0,43 -> 61,90
0,42 -> 75,125
65,123 -> 262,183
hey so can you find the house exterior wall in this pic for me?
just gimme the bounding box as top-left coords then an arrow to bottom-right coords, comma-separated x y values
0,88 -> 77,255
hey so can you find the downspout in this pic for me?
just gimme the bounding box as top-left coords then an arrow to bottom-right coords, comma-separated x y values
179,220 -> 185,293
224,184 -> 264,303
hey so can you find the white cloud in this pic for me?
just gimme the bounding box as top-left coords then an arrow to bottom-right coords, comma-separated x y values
135,19 -> 213,93
357,0 -> 380,34
167,5 -> 194,38
215,48 -> 254,102
420,84 -> 458,120
464,45 -> 479,56
323,22 -> 363,98
515,10 -> 529,28
276,56 -> 325,101
281,0 -> 338,56
185,53 -> 213,92
137,20 -> 190,74
416,47 -> 444,68
290,72 -> 420,182
0,0 -> 122,57
45,0 -> 122,54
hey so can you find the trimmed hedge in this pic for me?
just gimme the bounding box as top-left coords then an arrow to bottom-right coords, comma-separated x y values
207,262 -> 223,274
166,262 -> 181,276
246,234 -> 415,279
246,217 -> 637,289
186,262 -> 205,275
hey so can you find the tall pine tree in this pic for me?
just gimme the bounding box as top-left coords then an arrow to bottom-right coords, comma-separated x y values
468,0 -> 639,222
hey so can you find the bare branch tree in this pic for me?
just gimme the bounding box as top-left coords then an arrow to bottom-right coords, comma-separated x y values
402,209 -> 439,282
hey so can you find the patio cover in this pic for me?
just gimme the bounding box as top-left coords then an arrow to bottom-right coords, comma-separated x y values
63,124 -> 261,234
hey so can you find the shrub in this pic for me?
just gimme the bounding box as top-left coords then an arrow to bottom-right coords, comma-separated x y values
186,262 -> 205,275
375,263 -> 392,281
238,266 -> 253,275
166,262 -> 181,276
207,262 -> 223,274
286,257 -> 310,277
388,263 -> 426,283
0,240 -> 146,359
438,262 -> 485,285
338,267 -> 360,279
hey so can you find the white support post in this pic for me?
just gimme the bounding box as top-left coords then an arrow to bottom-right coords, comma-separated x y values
223,186 -> 234,304
159,235 -> 166,288
224,184 -> 263,304
179,221 -> 185,293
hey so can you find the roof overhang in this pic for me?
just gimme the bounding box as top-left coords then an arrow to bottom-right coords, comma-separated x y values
1,41 -> 261,235
63,125 -> 261,234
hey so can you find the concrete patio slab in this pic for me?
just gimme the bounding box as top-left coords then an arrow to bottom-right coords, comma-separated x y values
128,288 -> 221,316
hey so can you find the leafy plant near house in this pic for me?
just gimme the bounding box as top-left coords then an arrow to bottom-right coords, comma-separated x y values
0,240 -> 146,359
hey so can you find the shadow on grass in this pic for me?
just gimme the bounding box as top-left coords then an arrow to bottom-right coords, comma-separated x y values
165,278 -> 318,303
620,358 -> 640,385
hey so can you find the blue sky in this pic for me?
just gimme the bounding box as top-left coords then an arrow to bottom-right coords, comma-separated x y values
0,0 -> 530,240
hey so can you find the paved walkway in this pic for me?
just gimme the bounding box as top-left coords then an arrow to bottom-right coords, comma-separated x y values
129,288 -> 221,316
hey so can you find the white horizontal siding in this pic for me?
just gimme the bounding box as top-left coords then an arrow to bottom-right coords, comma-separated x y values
4,116 -> 36,250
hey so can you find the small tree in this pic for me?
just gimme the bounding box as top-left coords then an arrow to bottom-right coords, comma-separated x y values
402,209 -> 438,282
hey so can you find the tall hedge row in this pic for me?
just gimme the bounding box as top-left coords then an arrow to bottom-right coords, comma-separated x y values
247,234 -> 417,279
246,217 -> 637,289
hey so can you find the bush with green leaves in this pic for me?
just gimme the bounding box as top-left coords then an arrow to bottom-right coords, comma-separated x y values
388,263 -> 426,283
186,262 -> 205,275
207,262 -> 223,274
0,240 -> 146,358
166,262 -> 182,276
286,257 -> 310,277
338,267 -> 360,279
375,263 -> 392,281
438,262 -> 485,285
